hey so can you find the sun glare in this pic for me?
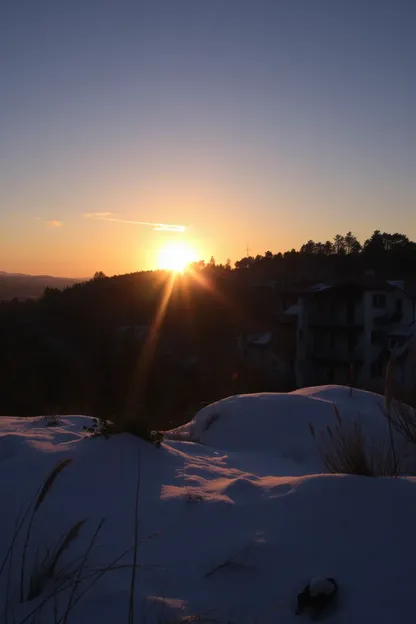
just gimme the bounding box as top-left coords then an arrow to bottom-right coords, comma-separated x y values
157,242 -> 197,273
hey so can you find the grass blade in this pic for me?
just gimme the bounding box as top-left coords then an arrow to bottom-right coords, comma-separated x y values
62,519 -> 105,624
20,459 -> 73,602
128,454 -> 141,624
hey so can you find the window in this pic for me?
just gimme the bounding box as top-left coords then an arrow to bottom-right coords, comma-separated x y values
371,330 -> 384,345
346,303 -> 355,324
347,334 -> 358,352
372,294 -> 386,308
371,360 -> 384,377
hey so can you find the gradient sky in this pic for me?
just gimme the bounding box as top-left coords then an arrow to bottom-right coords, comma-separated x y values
1,0 -> 415,277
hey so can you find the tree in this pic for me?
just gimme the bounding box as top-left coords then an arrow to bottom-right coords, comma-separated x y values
385,232 -> 409,251
363,230 -> 385,254
225,258 -> 232,271
93,271 -> 107,280
42,287 -> 61,301
189,260 -> 205,271
235,256 -> 254,269
300,240 -> 317,255
344,232 -> 361,254
314,242 -> 326,255
323,241 -> 334,255
333,234 -> 346,255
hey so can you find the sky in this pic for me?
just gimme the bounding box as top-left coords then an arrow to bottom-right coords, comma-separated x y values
1,0 -> 415,277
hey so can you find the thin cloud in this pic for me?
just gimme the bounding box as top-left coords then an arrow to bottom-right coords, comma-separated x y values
154,224 -> 187,232
84,214 -> 186,232
45,220 -> 63,228
83,212 -> 113,218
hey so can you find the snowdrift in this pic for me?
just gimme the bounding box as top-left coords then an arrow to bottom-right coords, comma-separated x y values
166,385 -> 400,474
0,386 -> 415,624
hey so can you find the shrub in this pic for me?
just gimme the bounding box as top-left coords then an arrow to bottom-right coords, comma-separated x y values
44,414 -> 61,427
84,417 -> 163,446
83,418 -> 112,439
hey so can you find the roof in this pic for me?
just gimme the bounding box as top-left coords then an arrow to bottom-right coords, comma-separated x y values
387,280 -> 405,290
303,278 -> 408,298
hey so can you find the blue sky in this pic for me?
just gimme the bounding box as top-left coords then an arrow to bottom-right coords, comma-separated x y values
0,0 -> 415,276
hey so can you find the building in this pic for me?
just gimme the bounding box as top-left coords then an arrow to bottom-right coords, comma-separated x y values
295,280 -> 416,391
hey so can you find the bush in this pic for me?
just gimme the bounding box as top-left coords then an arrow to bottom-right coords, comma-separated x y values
84,416 -> 163,446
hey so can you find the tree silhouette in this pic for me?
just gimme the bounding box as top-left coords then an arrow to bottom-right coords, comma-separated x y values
344,232 -> 361,254
333,234 -> 346,255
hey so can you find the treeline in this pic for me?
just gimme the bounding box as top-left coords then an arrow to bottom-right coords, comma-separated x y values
1,228 -> 415,422
0,269 -> 256,421
188,229 -> 416,283
233,230 -> 416,276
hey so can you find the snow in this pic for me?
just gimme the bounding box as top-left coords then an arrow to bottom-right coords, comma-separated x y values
1,387 -> 416,623
309,578 -> 337,597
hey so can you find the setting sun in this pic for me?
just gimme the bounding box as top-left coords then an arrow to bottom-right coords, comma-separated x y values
157,242 -> 198,273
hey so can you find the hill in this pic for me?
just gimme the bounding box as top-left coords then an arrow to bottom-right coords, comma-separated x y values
1,386 -> 415,623
0,271 -> 84,301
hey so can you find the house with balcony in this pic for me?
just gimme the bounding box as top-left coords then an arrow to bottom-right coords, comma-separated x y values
295,280 -> 416,391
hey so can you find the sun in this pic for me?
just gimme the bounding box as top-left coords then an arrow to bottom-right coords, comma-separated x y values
157,241 -> 197,273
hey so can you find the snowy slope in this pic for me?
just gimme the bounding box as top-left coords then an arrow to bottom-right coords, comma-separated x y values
0,387 -> 415,624
166,385 -> 403,474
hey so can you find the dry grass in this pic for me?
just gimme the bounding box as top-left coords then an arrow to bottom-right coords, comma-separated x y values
35,460 -> 73,513
0,459 -> 122,624
128,455 -> 141,624
27,520 -> 86,601
311,404 -> 400,477
386,399 -> 416,445
20,459 -> 73,602
383,358 -> 416,446
60,518 -> 105,624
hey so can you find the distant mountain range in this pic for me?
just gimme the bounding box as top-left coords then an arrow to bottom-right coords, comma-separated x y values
0,271 -> 85,301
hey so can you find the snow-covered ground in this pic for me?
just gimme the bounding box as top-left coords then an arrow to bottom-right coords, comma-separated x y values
1,386 -> 415,623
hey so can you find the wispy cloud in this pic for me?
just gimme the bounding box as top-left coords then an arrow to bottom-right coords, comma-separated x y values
84,213 -> 186,232
83,212 -> 113,218
45,220 -> 63,228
